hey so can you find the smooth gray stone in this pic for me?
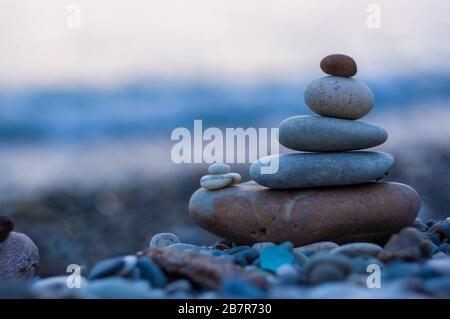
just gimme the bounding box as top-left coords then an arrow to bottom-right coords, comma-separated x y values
329,242 -> 383,257
200,174 -> 233,190
304,76 -> 374,120
250,152 -> 394,189
149,232 -> 180,248
278,115 -> 387,152
208,163 -> 231,174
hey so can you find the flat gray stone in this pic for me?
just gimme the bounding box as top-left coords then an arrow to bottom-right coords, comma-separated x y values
304,76 -> 374,120
329,242 -> 383,257
278,115 -> 387,152
250,151 -> 394,189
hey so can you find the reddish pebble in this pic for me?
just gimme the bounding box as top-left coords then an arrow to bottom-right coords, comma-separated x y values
320,54 -> 357,77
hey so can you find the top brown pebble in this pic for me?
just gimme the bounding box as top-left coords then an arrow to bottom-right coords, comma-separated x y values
320,54 -> 357,77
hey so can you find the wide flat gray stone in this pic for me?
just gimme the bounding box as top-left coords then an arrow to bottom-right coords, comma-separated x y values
278,115 -> 387,152
250,151 -> 394,189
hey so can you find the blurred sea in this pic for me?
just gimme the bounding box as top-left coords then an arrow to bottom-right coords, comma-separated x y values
1,74 -> 449,146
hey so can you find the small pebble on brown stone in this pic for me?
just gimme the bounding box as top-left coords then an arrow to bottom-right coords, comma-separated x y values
320,54 -> 357,77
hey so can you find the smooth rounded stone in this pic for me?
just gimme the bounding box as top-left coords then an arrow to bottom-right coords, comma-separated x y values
0,216 -> 14,243
121,255 -> 138,276
304,76 -> 374,120
0,232 -> 39,280
278,116 -> 387,152
189,181 -> 420,246
275,264 -> 300,285
137,257 -> 168,288
165,279 -> 192,294
250,152 -> 394,189
200,174 -> 233,190
88,257 -> 126,280
350,256 -> 383,275
379,228 -> 433,262
252,242 -> 275,253
292,250 -> 309,267
308,263 -> 346,285
32,276 -> 90,299
294,242 -> 339,255
306,253 -> 352,278
233,248 -> 259,266
208,163 -> 231,174
320,54 -> 357,77
87,278 -> 165,299
330,243 -> 383,258
226,172 -> 242,184
149,232 -> 180,248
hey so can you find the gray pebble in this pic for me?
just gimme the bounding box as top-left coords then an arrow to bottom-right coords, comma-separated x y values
137,257 -> 167,288
304,76 -> 374,120
276,264 -> 300,285
250,152 -> 394,189
330,242 -> 383,258
294,241 -> 339,254
200,174 -> 233,190
166,279 -> 192,294
208,163 -> 231,174
149,233 -> 180,248
308,263 -> 346,285
278,115 -> 387,152
89,257 -> 126,280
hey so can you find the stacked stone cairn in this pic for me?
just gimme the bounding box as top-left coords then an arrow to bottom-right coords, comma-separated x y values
190,54 -> 421,246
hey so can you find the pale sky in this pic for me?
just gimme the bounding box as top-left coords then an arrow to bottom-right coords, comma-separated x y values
1,0 -> 449,88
